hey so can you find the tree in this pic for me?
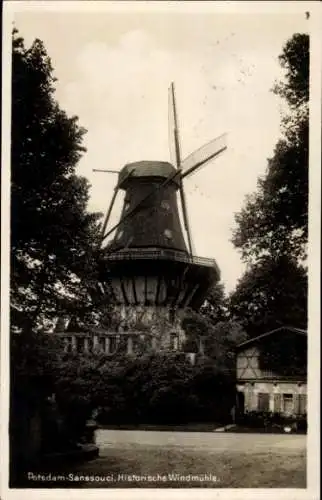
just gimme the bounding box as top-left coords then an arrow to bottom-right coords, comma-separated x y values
232,34 -> 309,264
10,29 -> 102,483
229,256 -> 307,336
11,29 -> 102,334
230,33 -> 309,336
258,330 -> 307,377
182,308 -> 247,369
273,33 -> 309,109
199,282 -> 229,322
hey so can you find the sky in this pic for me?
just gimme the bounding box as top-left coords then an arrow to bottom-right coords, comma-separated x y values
11,3 -> 309,292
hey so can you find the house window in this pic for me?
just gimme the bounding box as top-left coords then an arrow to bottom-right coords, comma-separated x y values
282,394 -> 294,414
96,336 -> 105,351
64,337 -> 73,353
75,337 -> 85,353
109,336 -> 117,354
170,334 -> 178,351
257,392 -> 270,411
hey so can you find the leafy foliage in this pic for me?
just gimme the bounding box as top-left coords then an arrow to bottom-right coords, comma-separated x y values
58,352 -> 236,425
199,282 -> 229,322
232,33 -> 309,264
182,308 -> 248,368
273,33 -> 309,109
10,30 -> 103,479
11,29 -> 102,333
230,33 -> 309,336
11,330 -> 65,402
238,411 -> 307,431
258,331 -> 307,377
229,256 -> 307,336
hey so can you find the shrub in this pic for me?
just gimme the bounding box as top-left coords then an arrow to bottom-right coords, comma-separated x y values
95,354 -> 236,425
238,410 -> 307,431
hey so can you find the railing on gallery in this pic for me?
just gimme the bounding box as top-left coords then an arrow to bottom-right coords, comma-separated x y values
103,247 -> 220,273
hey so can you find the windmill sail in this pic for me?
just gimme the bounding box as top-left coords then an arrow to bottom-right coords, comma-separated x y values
181,133 -> 227,179
168,82 -> 194,256
100,187 -> 118,243
168,83 -> 181,168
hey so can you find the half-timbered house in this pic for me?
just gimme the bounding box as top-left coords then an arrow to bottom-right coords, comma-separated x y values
236,326 -> 307,416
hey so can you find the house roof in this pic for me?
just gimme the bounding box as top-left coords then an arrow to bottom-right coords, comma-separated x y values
118,161 -> 180,188
236,326 -> 307,350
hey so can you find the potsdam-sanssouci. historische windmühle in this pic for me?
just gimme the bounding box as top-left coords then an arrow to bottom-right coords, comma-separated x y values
55,84 -> 307,420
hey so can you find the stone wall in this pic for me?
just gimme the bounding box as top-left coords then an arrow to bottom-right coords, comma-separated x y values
61,304 -> 187,355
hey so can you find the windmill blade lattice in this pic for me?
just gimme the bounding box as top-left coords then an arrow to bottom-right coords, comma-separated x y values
168,84 -> 177,167
181,133 -> 227,179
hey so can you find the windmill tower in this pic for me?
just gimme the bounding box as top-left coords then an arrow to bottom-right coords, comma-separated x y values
91,83 -> 227,355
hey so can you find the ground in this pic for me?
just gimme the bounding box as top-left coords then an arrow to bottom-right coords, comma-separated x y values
27,429 -> 306,488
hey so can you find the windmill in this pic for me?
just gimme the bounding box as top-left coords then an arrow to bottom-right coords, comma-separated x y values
88,83 -> 227,355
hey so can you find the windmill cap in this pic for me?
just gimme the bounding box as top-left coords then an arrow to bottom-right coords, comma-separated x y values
118,161 -> 180,188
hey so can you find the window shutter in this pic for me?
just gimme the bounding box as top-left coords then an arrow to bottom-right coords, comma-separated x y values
273,393 -> 281,412
258,393 -> 270,411
298,394 -> 307,415
293,394 -> 300,415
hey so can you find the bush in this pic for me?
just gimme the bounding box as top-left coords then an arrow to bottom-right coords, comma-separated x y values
237,411 -> 307,431
94,354 -> 236,425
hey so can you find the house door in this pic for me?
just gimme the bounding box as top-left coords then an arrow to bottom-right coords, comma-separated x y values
283,394 -> 293,415
236,392 -> 245,415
